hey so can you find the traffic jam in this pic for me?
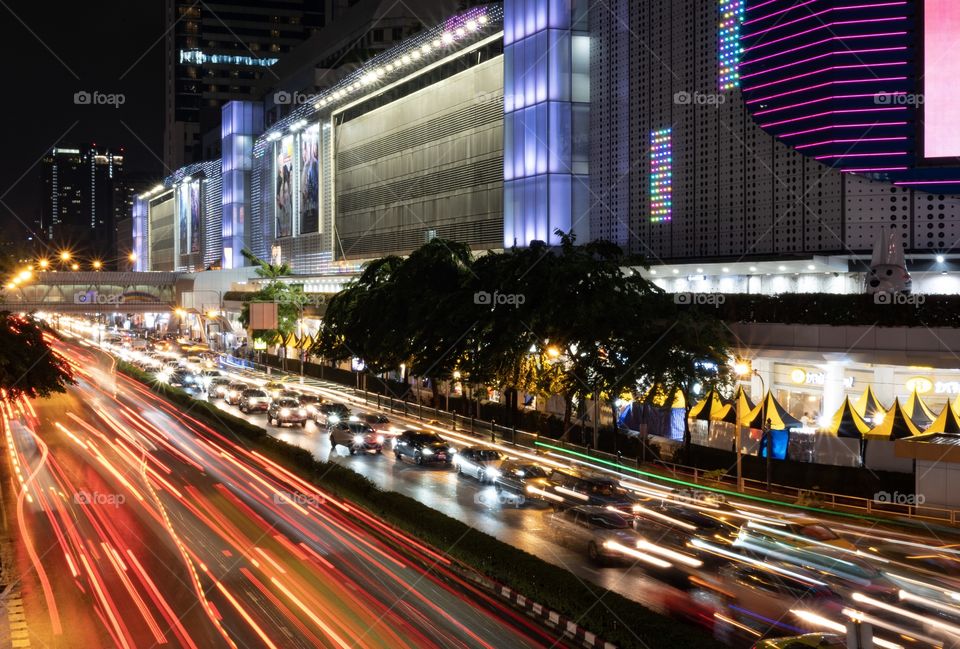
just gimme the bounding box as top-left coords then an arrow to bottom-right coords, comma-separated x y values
90,329 -> 960,649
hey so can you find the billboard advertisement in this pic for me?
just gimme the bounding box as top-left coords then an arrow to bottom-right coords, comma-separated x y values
924,0 -> 960,159
275,136 -> 294,238
299,125 -> 320,234
176,180 -> 201,256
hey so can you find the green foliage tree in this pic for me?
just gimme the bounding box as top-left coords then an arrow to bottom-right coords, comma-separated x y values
237,250 -> 308,351
316,233 -> 731,440
0,313 -> 74,401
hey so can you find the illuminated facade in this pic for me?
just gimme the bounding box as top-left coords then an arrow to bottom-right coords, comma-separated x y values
138,0 -> 960,281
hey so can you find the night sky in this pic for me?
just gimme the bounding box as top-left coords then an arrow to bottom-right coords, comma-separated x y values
0,1 -> 164,246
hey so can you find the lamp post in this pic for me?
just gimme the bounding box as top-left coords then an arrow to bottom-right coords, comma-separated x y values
734,360 -> 766,492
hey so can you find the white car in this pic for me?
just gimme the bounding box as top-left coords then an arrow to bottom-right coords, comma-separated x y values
454,447 -> 505,483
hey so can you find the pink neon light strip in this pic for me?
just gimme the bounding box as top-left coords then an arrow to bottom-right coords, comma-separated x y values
744,17 -> 907,53
746,0 -> 786,13
753,93 -> 902,117
894,180 -> 960,185
741,49 -> 908,80
742,62 -> 907,92
780,122 -> 908,138
795,136 -> 908,149
761,107 -> 906,129
841,167 -> 909,173
815,151 -> 908,160
743,33 -> 908,68
744,0 -> 817,26
746,77 -> 908,105
742,3 -> 909,40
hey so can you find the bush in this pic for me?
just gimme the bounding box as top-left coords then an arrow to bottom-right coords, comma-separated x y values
116,362 -> 724,648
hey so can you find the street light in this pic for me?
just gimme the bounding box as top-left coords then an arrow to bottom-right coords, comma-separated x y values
92,260 -> 102,270
60,251 -> 72,262
733,359 -> 767,492
38,259 -> 49,270
71,263 -> 79,271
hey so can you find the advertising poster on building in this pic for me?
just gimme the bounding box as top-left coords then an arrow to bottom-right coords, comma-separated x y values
299,125 -> 320,234
189,181 -> 201,254
177,182 -> 189,256
275,137 -> 294,238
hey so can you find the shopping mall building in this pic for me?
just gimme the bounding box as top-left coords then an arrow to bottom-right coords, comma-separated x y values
129,0 -> 960,424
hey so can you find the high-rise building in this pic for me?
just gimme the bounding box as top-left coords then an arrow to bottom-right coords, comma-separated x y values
164,1 -> 338,170
40,144 -> 126,264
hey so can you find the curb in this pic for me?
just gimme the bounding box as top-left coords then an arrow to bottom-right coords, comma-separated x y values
449,562 -> 616,649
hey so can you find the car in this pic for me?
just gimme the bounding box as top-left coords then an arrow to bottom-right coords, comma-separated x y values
315,402 -> 351,426
752,633 -> 846,649
547,505 -> 642,564
393,430 -> 454,465
166,369 -> 195,388
239,388 -> 269,413
454,447 -> 505,483
634,502 -> 739,545
763,546 -> 899,602
542,468 -> 635,511
329,422 -> 384,454
493,460 -> 551,500
223,382 -> 248,405
736,518 -> 855,551
713,563 -> 844,635
278,389 -> 303,401
297,393 -> 322,417
354,413 -> 395,435
208,377 -> 232,399
267,398 -> 308,427
264,382 -> 285,399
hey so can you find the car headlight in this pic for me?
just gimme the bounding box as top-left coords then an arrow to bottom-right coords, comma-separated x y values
280,408 -> 290,417
248,397 -> 260,405
375,435 -> 384,444
421,448 -> 434,456
306,405 -> 318,414
348,415 -> 359,422
487,468 -> 501,479
353,435 -> 365,446
328,415 -> 340,424
298,409 -> 307,417
448,448 -> 457,455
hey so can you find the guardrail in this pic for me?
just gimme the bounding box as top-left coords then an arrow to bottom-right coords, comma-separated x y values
217,354 -> 960,528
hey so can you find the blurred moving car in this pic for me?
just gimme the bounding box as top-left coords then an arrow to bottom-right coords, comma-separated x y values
315,402 -> 351,426
736,518 -> 855,551
547,505 -> 641,564
223,382 -> 248,405
208,377 -> 232,399
543,468 -> 635,510
393,431 -> 454,466
267,398 -> 308,427
264,382 -> 285,399
297,393 -> 322,417
454,447 -> 504,483
329,422 -> 384,455
494,461 -> 551,499
354,413 -> 395,436
712,563 -> 843,634
239,388 -> 269,413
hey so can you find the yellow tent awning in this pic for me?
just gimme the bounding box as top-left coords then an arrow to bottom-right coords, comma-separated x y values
925,404 -> 960,435
864,398 -> 923,440
855,385 -> 887,422
902,389 -> 936,428
822,397 -> 871,439
688,389 -> 728,421
744,392 -> 803,431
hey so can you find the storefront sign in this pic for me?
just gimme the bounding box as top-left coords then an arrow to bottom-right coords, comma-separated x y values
790,368 -> 854,388
905,376 -> 934,394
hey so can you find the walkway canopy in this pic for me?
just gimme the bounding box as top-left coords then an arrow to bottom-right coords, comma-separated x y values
864,398 -> 922,440
924,404 -> 960,435
822,397 -> 872,439
902,389 -> 936,430
855,386 -> 887,424
745,392 -> 803,431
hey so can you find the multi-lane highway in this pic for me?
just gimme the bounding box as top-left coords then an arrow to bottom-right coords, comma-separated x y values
2,338 -> 572,649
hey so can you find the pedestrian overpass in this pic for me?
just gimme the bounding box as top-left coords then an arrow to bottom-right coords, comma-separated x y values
0,271 -> 180,313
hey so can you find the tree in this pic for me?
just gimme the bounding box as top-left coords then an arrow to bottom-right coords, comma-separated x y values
0,313 -> 74,401
238,250 -> 308,362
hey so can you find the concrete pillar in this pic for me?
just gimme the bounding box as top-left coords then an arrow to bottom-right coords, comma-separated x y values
822,361 -> 847,426
874,366 -> 896,407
